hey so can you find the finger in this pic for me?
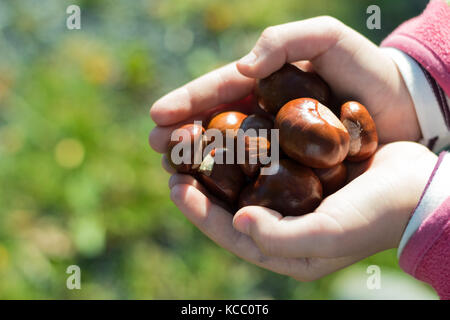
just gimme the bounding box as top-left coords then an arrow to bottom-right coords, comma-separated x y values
161,154 -> 176,174
169,173 -> 208,194
149,99 -> 258,154
236,16 -> 347,79
233,206 -> 344,258
170,184 -> 293,274
290,253 -> 366,282
169,173 -> 234,211
149,108 -> 214,154
171,181 -> 366,281
243,147 -> 429,260
150,62 -> 255,126
233,162 -> 399,259
235,16 -> 393,122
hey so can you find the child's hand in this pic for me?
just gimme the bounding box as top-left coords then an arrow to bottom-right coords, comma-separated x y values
149,17 -> 432,280
150,16 -> 421,154
168,142 -> 437,281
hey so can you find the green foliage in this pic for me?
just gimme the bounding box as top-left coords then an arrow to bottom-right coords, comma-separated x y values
0,0 -> 435,299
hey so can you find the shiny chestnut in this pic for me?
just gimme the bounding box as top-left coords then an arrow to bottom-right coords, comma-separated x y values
207,111 -> 247,137
239,159 -> 322,216
275,98 -> 350,168
340,101 -> 378,162
197,148 -> 246,205
167,123 -> 206,174
314,162 -> 347,196
238,114 -> 274,177
255,63 -> 331,115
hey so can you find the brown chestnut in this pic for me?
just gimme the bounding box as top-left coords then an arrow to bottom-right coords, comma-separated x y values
239,159 -> 322,217
238,114 -> 274,177
197,148 -> 246,205
340,101 -> 378,162
207,111 -> 248,137
314,162 -> 347,196
239,113 -> 274,132
275,98 -> 350,168
167,123 -> 206,174
255,63 -> 331,115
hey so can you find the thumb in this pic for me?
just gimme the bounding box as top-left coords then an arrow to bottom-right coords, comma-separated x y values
236,16 -> 348,79
232,205 -> 343,258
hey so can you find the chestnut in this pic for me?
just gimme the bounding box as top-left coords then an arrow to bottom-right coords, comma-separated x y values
275,98 -> 350,168
340,101 -> 378,162
197,148 -> 246,205
207,111 -> 248,137
238,114 -> 274,177
167,123 -> 206,174
255,63 -> 331,115
239,159 -> 322,217
239,113 -> 274,132
314,162 -> 347,196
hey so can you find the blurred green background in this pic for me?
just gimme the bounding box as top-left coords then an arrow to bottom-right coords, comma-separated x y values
0,0 -> 438,299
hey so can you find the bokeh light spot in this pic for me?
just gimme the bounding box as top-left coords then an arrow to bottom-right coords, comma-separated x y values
54,138 -> 85,169
71,216 -> 105,257
82,53 -> 113,85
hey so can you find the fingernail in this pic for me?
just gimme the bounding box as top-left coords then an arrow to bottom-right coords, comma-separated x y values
168,174 -> 177,189
234,215 -> 251,234
238,51 -> 257,66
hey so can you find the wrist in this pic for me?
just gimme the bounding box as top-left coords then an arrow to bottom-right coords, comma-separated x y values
381,47 -> 450,152
397,151 -> 450,256
382,49 -> 422,141
392,148 -> 439,248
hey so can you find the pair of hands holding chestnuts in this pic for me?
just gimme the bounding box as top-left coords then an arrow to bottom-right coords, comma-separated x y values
167,63 -> 378,217
149,17 -> 437,281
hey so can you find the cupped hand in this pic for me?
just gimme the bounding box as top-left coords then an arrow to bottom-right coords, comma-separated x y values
149,17 -> 430,281
168,142 -> 437,281
235,16 -> 421,142
150,16 -> 421,156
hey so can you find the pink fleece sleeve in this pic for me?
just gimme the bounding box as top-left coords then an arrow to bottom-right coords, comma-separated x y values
398,152 -> 450,300
381,0 -> 450,96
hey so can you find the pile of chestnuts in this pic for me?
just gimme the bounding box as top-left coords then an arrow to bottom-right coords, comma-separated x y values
167,63 -> 378,217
